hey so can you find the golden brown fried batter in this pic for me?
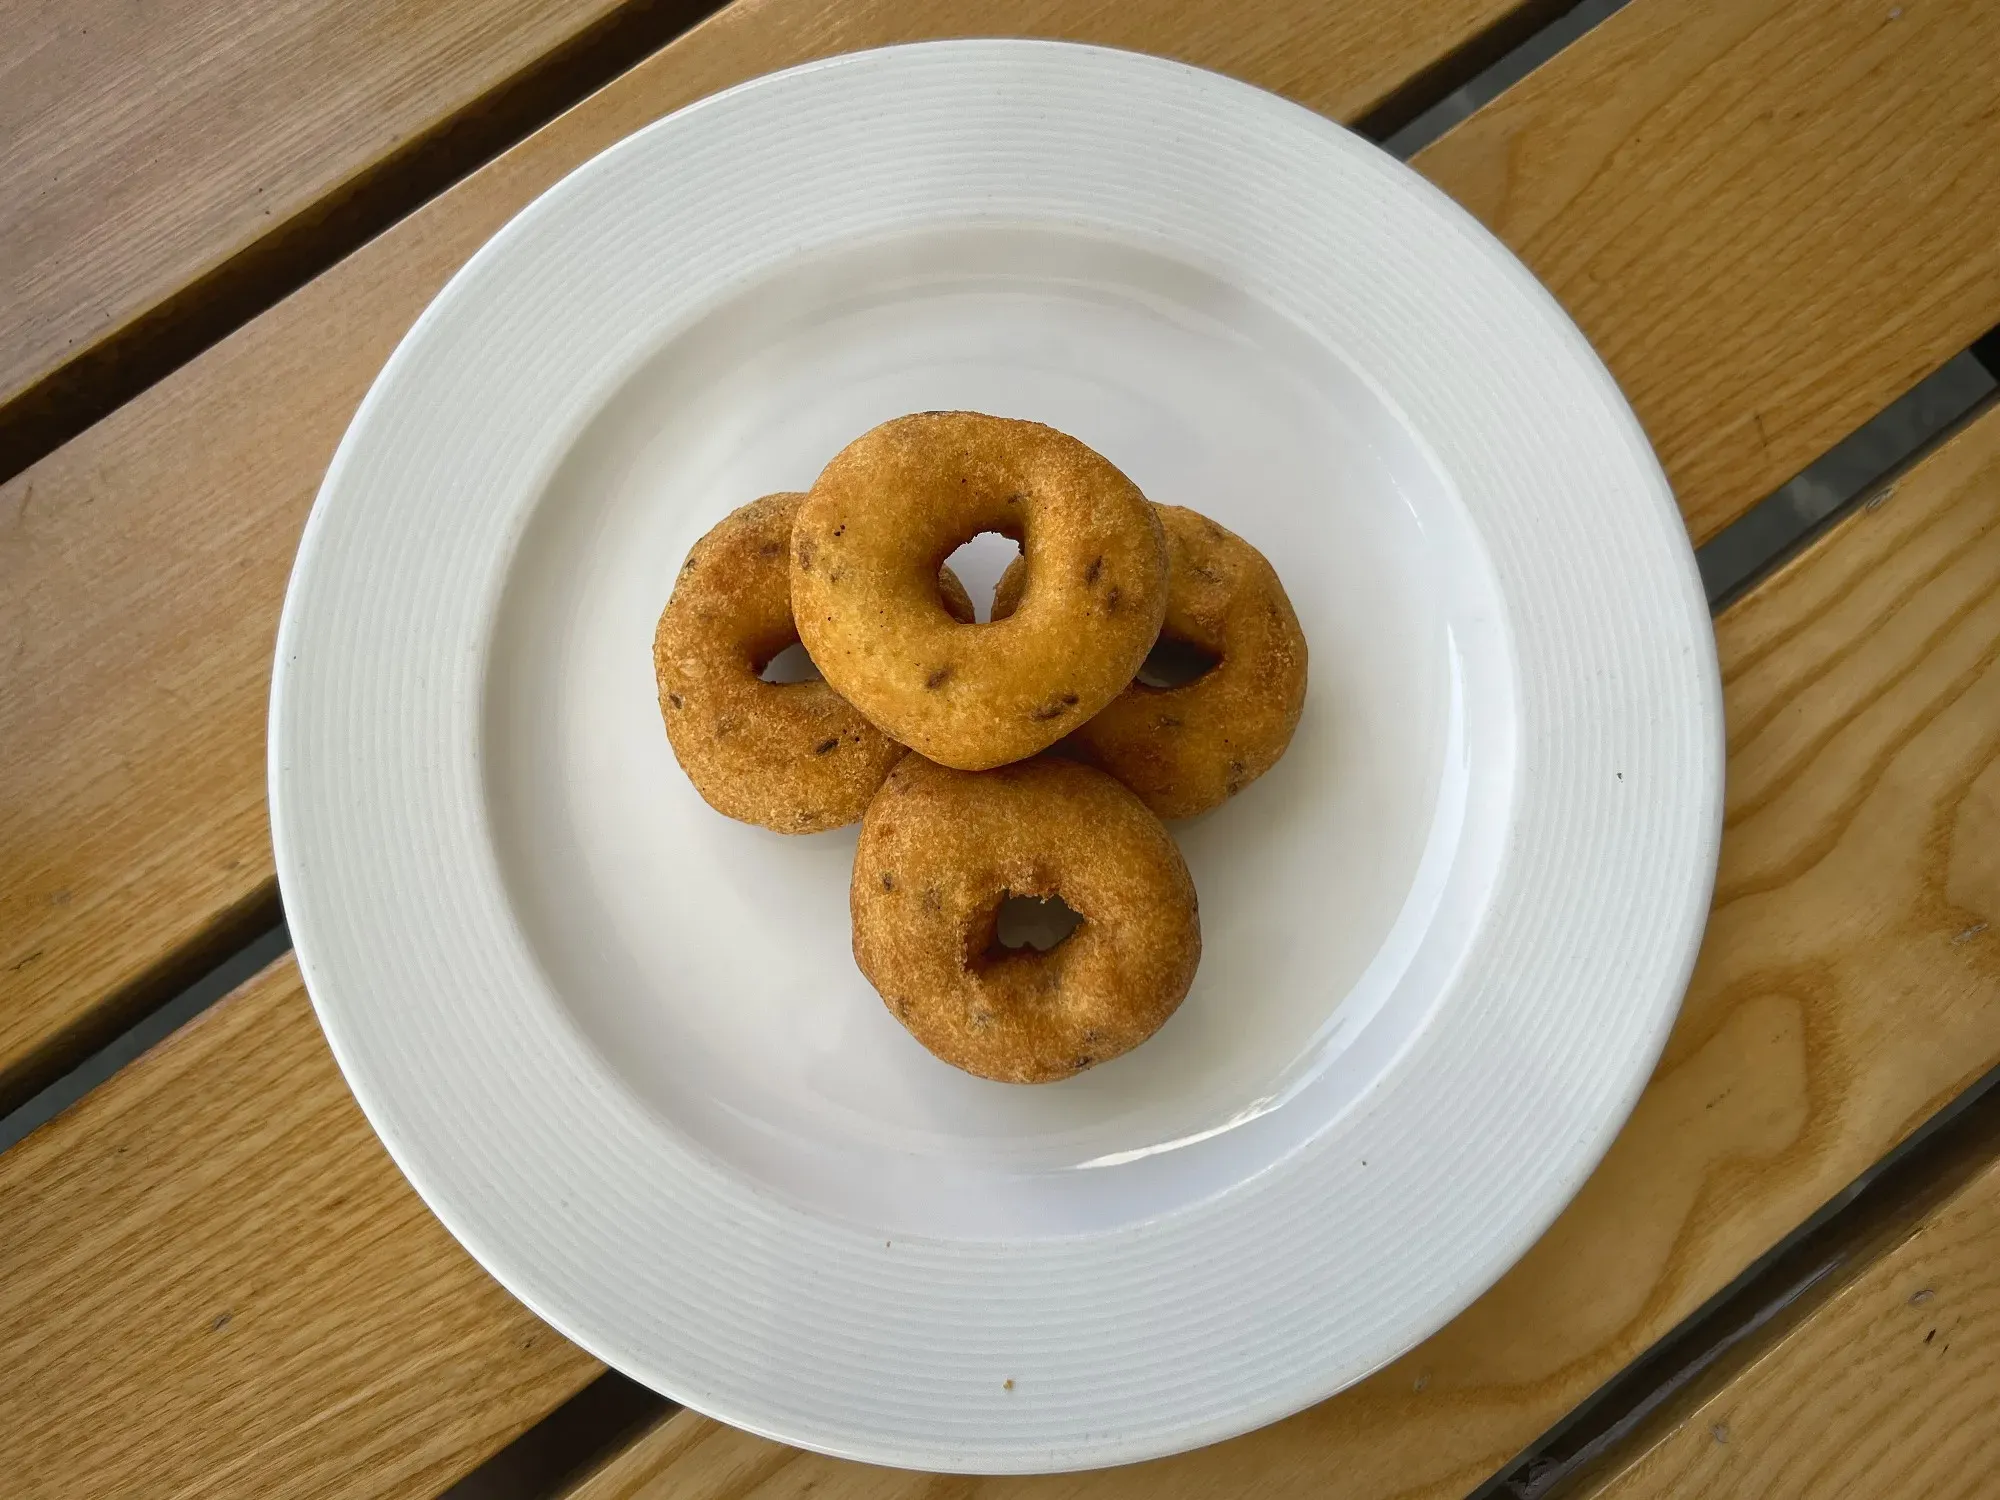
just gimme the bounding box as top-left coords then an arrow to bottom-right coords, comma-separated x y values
654,493 -> 975,833
792,412 -> 1167,770
851,754 -> 1200,1083
995,503 -> 1306,818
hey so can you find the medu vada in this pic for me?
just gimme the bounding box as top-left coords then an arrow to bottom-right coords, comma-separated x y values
654,492 -> 976,834
851,754 -> 1200,1084
993,503 -> 1307,819
791,412 -> 1168,771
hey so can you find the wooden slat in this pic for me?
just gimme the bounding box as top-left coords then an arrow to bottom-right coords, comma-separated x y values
0,0 -> 694,467
1414,0 -> 2000,544
0,0 -> 1552,1110
0,954 -> 602,1500
561,401 -> 2000,1497
1567,1131 -> 2000,1498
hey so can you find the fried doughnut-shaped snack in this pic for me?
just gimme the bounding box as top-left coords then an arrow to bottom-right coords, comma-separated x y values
792,412 -> 1167,771
654,492 -> 976,833
995,503 -> 1306,819
852,754 -> 1200,1083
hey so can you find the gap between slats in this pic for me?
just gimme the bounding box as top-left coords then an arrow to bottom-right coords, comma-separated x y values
0,921 -> 291,1155
0,0 -> 1587,490
1469,378 -> 2000,1499
1496,1055 -> 2000,1499
0,0 -> 729,486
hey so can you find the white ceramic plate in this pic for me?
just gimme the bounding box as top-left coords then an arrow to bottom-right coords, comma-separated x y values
270,40 -> 1721,1473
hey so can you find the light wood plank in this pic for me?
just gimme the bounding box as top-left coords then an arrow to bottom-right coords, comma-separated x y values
1414,0 -> 2000,544
0,954 -> 602,1500
0,0 -> 1547,1108
0,0 -> 677,450
1569,1133 -> 2000,1498
563,402 -> 2000,1497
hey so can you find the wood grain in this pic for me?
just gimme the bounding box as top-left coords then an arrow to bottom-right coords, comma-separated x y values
0,0 -> 1545,1111
561,403 -> 2000,1498
0,954 -> 602,1500
1568,1131 -> 2000,1498
0,0 -> 686,461
1414,0 -> 2000,545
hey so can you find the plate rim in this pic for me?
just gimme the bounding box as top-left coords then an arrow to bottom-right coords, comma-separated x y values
270,37 -> 1723,1472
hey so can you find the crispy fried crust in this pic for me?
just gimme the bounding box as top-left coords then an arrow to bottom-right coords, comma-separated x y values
852,754 -> 1200,1084
995,504 -> 1306,818
654,492 -> 975,833
793,412 -> 1168,770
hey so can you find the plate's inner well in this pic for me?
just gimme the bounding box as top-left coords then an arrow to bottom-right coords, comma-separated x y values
484,227 -> 1516,1238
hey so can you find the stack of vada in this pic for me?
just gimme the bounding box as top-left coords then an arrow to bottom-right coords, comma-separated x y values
654,411 -> 1306,1083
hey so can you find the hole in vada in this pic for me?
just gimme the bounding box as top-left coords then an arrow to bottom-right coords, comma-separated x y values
759,641 -> 823,684
1135,635 -> 1221,689
993,892 -> 1084,953
942,531 -> 1024,622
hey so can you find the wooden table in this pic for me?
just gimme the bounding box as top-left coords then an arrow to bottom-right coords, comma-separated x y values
4,1 -> 1997,1495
